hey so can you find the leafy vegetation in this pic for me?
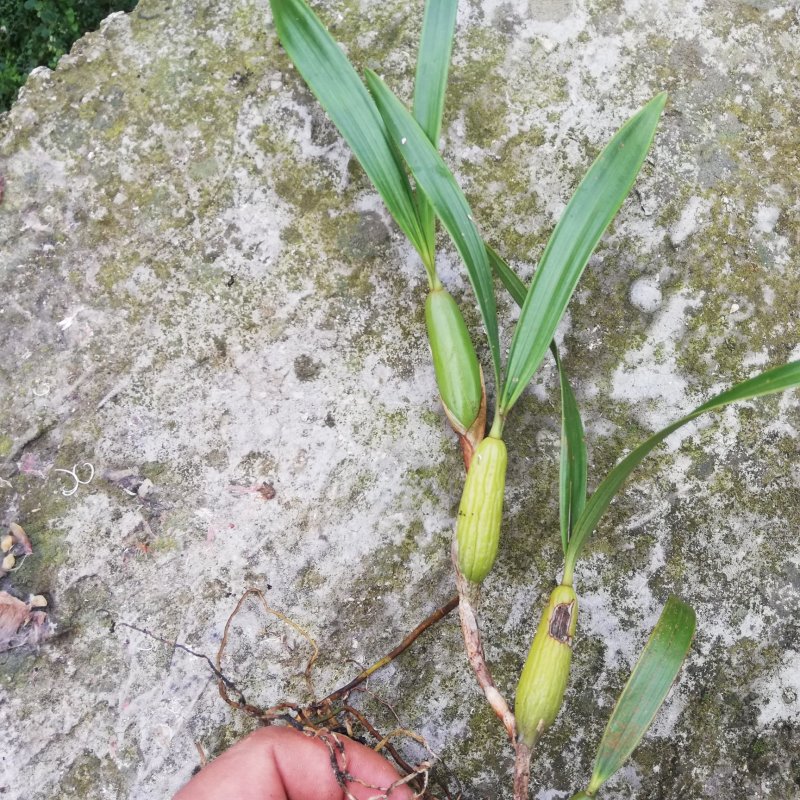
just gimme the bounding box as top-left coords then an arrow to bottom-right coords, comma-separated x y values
0,0 -> 137,111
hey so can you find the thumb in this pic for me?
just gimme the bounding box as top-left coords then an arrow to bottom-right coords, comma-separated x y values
174,726 -> 414,800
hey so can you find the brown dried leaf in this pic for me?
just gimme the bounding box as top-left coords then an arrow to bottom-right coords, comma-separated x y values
0,591 -> 51,652
0,591 -> 30,650
9,522 -> 32,555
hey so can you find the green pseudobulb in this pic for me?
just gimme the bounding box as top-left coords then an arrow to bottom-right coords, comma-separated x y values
455,435 -> 507,583
516,584 -> 579,746
425,287 -> 482,434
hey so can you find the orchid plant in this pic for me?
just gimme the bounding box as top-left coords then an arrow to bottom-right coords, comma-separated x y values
267,1 -> 800,796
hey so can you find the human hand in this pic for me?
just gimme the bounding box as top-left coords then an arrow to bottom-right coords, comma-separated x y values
174,726 -> 414,800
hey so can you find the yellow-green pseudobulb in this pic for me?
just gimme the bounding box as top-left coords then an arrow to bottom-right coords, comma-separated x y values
455,435 -> 507,583
516,584 -> 579,746
425,288 -> 482,435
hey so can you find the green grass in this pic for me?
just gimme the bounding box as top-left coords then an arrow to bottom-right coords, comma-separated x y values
0,0 -> 138,111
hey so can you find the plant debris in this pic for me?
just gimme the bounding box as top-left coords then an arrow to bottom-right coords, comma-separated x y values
1,522 -> 33,576
0,591 -> 51,652
9,522 -> 32,554
257,482 -> 276,500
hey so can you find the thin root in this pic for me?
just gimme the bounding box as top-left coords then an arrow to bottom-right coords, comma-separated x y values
311,726 -> 435,800
217,587 -> 319,700
320,594 -> 458,708
119,589 -> 458,799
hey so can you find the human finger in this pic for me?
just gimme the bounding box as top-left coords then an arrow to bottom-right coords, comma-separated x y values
174,726 -> 414,800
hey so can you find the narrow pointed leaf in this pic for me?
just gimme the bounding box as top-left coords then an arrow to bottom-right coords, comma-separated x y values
487,242 -> 527,307
270,0 -> 432,268
554,345 -> 587,553
564,360 -> 800,576
487,244 -> 586,553
413,0 -> 458,250
499,93 -> 667,415
367,70 -> 501,389
584,596 -> 696,795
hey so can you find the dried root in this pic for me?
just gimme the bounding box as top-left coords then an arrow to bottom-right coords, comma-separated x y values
212,589 -> 462,799
115,587 -> 462,799
308,727 -> 437,800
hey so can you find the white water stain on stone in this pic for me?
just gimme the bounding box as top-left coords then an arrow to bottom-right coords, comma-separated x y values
754,203 -> 780,234
611,290 -> 701,431
630,277 -> 663,313
755,650 -> 800,727
669,196 -> 712,247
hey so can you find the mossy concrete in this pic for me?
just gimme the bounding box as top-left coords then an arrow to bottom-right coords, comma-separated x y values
1,0 -> 799,798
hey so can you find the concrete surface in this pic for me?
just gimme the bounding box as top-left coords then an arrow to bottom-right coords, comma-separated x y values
0,0 -> 798,797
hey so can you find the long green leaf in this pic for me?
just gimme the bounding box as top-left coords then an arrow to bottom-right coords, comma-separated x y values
366,70 -> 501,390
413,0 -> 458,251
582,595 -> 696,796
270,0 -> 432,270
564,360 -> 800,579
554,345 -> 587,554
487,245 -> 586,553
499,93 -> 667,415
486,242 -> 526,306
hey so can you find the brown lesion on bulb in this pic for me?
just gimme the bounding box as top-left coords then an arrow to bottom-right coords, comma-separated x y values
548,601 -> 575,646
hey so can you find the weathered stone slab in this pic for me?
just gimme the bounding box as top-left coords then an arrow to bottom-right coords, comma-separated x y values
0,1 -> 798,797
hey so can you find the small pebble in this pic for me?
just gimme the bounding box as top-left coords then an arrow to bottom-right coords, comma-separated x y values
2,553 -> 15,570
1,535 -> 13,552
30,595 -> 48,608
